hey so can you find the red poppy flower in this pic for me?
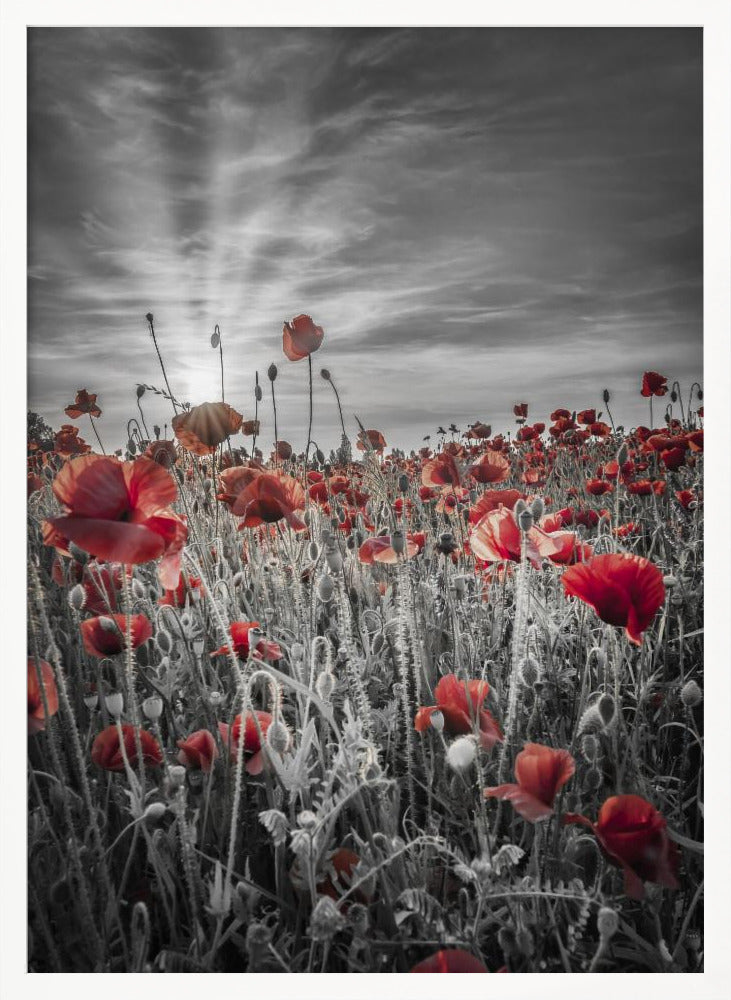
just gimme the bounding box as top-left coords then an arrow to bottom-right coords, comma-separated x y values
468,451 -> 510,484
159,573 -> 203,607
686,429 -> 703,452
367,534 -> 419,564
516,425 -> 538,442
282,314 -> 324,361
211,621 -> 282,662
241,419 -> 260,436
467,421 -> 492,439
562,553 -> 665,644
468,489 -> 525,525
544,530 -> 593,565
550,408 -> 571,421
92,724 -> 163,771
470,506 -> 562,569
513,403 -> 528,419
229,471 -> 306,531
356,429 -> 387,453
216,464 -> 264,509
661,446 -> 686,471
422,451 -> 463,488
586,478 -> 613,496
172,402 -> 243,455
563,794 -> 679,899
415,674 -> 503,750
410,949 -> 490,973
80,613 -> 153,657
675,489 -> 697,509
589,421 -> 611,437
81,562 -> 129,614
177,729 -> 218,772
54,424 -> 91,458
28,473 -> 43,497
485,743 -> 575,822
64,389 -> 102,419
218,710 -> 272,774
626,479 -> 654,496
143,439 -> 178,469
43,454 -> 187,589
316,847 -> 372,904
577,409 -> 596,425
641,371 -> 668,397
28,657 -> 59,734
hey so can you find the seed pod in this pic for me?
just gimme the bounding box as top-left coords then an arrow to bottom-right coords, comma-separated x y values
317,574 -> 334,602
584,766 -> 602,791
267,363 -> 278,382
156,630 -> 172,655
580,733 -> 600,762
142,695 -> 163,721
83,692 -> 99,710
391,529 -> 406,555
105,692 -> 124,717
325,545 -> 343,573
518,509 -> 534,532
597,693 -> 616,728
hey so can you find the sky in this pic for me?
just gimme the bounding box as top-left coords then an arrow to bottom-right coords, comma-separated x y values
27,27 -> 703,455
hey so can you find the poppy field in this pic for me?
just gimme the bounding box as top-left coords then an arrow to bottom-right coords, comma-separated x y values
26,316 -> 704,973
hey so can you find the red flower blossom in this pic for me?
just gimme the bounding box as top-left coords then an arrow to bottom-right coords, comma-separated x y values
143,439 -> 178,469
675,489 -> 697,509
410,949 -> 490,973
544,530 -> 593,565
513,402 -> 528,419
586,478 -> 613,496
415,673 -> 503,750
91,724 -> 163,771
485,743 -> 575,822
422,451 -> 463,489
626,479 -> 654,496
28,657 -> 59,734
641,371 -> 668,397
64,389 -> 102,419
468,489 -> 525,525
466,421 -> 492,439
589,421 -> 611,437
81,562 -> 128,614
228,471 -> 306,531
282,314 -> 324,361
54,424 -> 91,458
177,729 -> 219,772
661,446 -> 686,471
218,710 -> 272,774
577,409 -> 596,425
172,402 -> 243,455
356,429 -> 387,453
80,614 -> 153,658
686,429 -> 703,452
563,795 -> 679,899
550,408 -> 571,421
158,573 -> 203,607
470,506 -> 563,569
241,419 -> 260,436
562,553 -> 665,644
469,451 -> 510,484
43,454 -> 187,589
211,621 -> 282,662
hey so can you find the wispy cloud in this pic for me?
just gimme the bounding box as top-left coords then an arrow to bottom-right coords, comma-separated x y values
28,27 -> 702,451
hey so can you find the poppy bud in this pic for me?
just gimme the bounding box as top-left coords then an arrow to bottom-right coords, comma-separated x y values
315,449 -> 325,464
372,633 -> 385,655
128,439 -> 137,455
597,693 -> 616,728
297,810 -> 318,830
518,509 -> 534,532
602,389 -> 610,404
105,692 -> 124,717
680,679 -> 702,708
156,630 -> 172,655
348,903 -> 369,937
267,363 -> 278,382
99,616 -> 117,632
145,313 -> 154,324
580,733 -> 600,762
142,695 -> 163,720
398,474 -> 409,493
168,765 -> 187,788
584,766 -> 602,791
317,574 -> 334,602
69,541 -> 89,565
210,330 -> 220,349
266,719 -> 291,755
232,572 -> 244,588
209,690 -> 223,707
310,896 -> 345,943
513,498 -> 527,516
530,497 -> 545,520
597,906 -> 619,941
429,709 -> 445,733
446,735 -> 477,771
320,368 -> 331,381
254,384 -> 262,402
316,670 -> 335,701
663,575 -> 677,588
498,926 -> 518,957
519,655 -> 540,686
131,578 -> 147,601
670,390 -> 677,403
616,443 -> 629,466
143,802 -> 167,824
391,529 -> 406,555
68,584 -> 86,611
153,425 -> 161,438
578,705 -> 603,734
325,545 -> 343,573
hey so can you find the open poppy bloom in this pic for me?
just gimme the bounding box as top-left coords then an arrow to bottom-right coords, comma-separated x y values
468,451 -> 510,484
485,743 -> 575,822
410,949 -> 490,973
467,421 -> 492,439
422,451 -> 463,488
468,489 -> 525,525
513,402 -> 528,419
226,471 -> 306,531
218,710 -> 273,774
562,553 -> 665,644
143,439 -> 177,469
317,847 -> 372,904
586,478 -> 613,496
415,673 -> 503,749
641,371 -> 668,397
211,621 -> 283,662
54,424 -> 91,458
91,724 -> 163,771
158,573 -> 203,608
28,657 -> 59,734
356,429 -> 387,453
172,402 -> 243,455
216,464 -> 264,509
80,613 -> 153,657
43,454 -> 187,589
177,729 -> 218,772
469,505 -> 562,569
64,389 -> 102,419
282,314 -> 324,361
577,408 -> 596,425
543,530 -> 593,565
563,794 -> 679,899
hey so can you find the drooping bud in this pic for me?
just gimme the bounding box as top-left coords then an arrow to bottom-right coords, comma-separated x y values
519,655 -> 540,687
317,574 -> 334,602
597,693 -> 616,728
325,545 -> 343,573
518,509 -> 534,532
267,363 -> 278,382
320,368 -> 331,382
143,802 -> 167,824
602,389 -> 611,404
584,766 -> 603,791
580,733 -> 600,762
266,719 -> 291,756
391,529 -> 406,555
680,679 -> 702,708
68,584 -> 86,611
68,541 -> 89,565
398,474 -> 409,493
616,443 -> 629,466
316,670 -> 335,701
156,629 -> 172,655
530,497 -> 545,521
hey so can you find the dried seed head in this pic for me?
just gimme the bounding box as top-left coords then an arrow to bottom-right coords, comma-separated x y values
297,810 -> 318,830
310,896 -> 345,942
142,695 -> 163,721
680,679 -> 702,708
